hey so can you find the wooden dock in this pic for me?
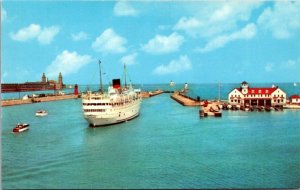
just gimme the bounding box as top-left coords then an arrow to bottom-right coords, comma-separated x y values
1,94 -> 80,107
171,92 -> 201,106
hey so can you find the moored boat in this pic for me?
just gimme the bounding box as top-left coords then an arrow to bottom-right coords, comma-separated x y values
13,123 -> 29,133
200,103 -> 222,118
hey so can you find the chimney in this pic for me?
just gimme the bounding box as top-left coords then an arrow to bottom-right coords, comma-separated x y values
112,79 -> 121,89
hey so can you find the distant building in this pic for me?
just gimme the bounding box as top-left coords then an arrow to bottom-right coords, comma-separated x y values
290,95 -> 300,104
1,73 -> 65,93
228,81 -> 286,107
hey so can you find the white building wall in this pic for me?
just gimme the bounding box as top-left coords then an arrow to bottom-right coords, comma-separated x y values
291,98 -> 300,103
228,89 -> 243,105
271,88 -> 286,106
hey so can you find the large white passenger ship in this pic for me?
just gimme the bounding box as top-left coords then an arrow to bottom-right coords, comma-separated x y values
82,62 -> 141,127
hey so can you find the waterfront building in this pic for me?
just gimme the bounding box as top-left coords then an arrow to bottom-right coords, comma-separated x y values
1,73 -> 64,93
289,95 -> 300,104
228,81 -> 286,107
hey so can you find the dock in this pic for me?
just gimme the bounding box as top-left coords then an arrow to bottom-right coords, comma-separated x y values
1,94 -> 80,107
139,89 -> 164,98
171,92 -> 201,106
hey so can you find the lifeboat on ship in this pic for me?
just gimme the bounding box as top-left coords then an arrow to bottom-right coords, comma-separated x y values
13,123 -> 29,133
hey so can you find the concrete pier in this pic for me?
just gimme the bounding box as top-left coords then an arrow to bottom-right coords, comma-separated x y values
1,94 -> 80,107
139,89 -> 164,98
171,92 -> 201,106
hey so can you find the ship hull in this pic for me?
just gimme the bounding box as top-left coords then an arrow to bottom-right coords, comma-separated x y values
83,99 -> 141,127
85,112 -> 140,127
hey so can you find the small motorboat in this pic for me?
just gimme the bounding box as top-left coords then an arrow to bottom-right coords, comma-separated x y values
35,110 -> 48,117
13,123 -> 29,133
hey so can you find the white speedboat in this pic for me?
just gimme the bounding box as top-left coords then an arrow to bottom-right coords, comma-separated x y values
35,110 -> 48,116
13,123 -> 29,133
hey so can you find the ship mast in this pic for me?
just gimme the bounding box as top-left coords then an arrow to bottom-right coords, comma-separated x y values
99,60 -> 103,93
123,63 -> 127,87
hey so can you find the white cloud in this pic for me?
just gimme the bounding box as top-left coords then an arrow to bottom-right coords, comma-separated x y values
282,57 -> 300,70
196,23 -> 256,53
1,6 -> 7,22
71,31 -> 88,41
173,17 -> 202,37
174,2 -> 262,38
120,53 -> 137,65
286,60 -> 296,68
46,50 -> 92,78
114,0 -> 138,16
153,55 -> 192,75
142,32 -> 184,54
37,26 -> 60,44
10,24 -> 41,41
92,28 -> 127,54
10,24 -> 60,44
265,63 -> 273,72
258,1 -> 300,39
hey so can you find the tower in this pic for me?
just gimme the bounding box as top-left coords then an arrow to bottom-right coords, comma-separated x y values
241,81 -> 249,94
42,73 -> 46,83
57,72 -> 63,89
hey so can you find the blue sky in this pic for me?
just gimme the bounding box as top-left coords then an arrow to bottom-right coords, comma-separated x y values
1,1 -> 300,85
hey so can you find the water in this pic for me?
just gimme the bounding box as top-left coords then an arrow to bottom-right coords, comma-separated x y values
2,84 -> 300,189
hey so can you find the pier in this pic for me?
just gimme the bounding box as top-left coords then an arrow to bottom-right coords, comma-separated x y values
1,94 -> 80,107
171,92 -> 201,106
139,89 -> 165,98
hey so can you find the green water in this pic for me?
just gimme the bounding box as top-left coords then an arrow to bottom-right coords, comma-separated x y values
2,92 -> 300,189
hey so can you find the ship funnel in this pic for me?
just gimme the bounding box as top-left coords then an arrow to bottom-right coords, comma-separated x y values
112,79 -> 121,89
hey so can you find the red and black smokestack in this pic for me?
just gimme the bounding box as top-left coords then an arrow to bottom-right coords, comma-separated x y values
112,79 -> 121,89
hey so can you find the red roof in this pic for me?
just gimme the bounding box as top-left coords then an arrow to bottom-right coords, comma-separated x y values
290,95 -> 300,99
236,87 -> 278,95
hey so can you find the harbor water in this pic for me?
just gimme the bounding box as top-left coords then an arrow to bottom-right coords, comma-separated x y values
2,83 -> 300,189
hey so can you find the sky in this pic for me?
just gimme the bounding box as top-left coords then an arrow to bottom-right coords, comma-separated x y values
1,1 -> 300,85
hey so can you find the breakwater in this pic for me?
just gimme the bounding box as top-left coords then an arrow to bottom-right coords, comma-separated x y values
171,92 -> 201,106
1,94 -> 80,107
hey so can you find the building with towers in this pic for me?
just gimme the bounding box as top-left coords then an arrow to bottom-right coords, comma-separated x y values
1,72 -> 65,93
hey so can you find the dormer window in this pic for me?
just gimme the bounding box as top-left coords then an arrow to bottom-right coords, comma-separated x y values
251,90 -> 254,93
266,90 -> 268,93
259,90 -> 261,93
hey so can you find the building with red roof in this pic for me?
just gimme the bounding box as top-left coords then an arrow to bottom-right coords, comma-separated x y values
289,95 -> 300,104
228,81 -> 286,107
